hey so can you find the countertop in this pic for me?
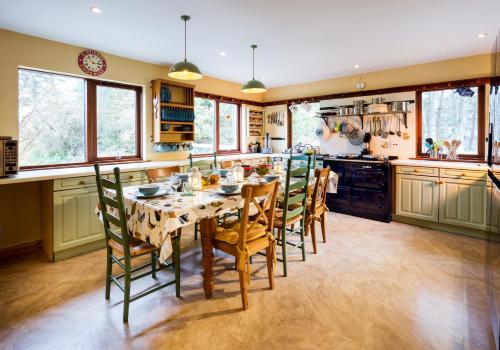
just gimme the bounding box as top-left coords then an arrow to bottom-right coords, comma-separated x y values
0,153 -> 284,186
391,159 -> 488,170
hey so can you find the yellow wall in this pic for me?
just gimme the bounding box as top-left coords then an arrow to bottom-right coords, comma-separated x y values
0,28 -> 263,161
264,54 -> 493,101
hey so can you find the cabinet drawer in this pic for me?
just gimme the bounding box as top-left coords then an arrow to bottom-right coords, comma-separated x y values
439,168 -> 487,180
396,166 -> 439,176
54,176 -> 98,191
119,171 -> 147,183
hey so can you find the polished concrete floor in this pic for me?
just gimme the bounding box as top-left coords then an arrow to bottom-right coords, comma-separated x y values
1,213 -> 500,350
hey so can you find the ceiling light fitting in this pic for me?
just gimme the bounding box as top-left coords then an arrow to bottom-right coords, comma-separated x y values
168,15 -> 203,80
241,44 -> 266,93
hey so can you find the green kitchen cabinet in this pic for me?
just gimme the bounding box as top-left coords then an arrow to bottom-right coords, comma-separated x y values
439,177 -> 488,230
396,174 -> 439,222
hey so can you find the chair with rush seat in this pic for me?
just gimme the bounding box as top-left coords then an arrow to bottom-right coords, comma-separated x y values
272,155 -> 311,276
146,166 -> 181,183
305,167 -> 331,254
94,164 -> 181,323
214,180 -> 280,310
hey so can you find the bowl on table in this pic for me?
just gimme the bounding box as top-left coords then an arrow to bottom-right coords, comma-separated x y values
242,165 -> 254,178
215,168 -> 229,177
220,183 -> 239,194
138,184 -> 160,196
264,174 -> 280,182
254,163 -> 272,176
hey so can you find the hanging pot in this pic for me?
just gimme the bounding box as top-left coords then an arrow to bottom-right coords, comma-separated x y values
371,97 -> 385,104
391,101 -> 410,112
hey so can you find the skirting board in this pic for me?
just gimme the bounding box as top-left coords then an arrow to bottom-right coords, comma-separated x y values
0,240 -> 42,259
392,214 -> 498,242
52,239 -> 106,262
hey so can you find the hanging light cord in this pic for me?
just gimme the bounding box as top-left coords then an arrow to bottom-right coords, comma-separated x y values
251,44 -> 257,79
181,15 -> 190,62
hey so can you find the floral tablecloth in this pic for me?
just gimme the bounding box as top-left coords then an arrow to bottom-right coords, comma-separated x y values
96,173 -> 338,263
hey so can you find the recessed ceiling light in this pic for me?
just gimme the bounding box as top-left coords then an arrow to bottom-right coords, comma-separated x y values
354,64 -> 360,69
219,51 -> 227,56
476,33 -> 487,39
90,6 -> 102,14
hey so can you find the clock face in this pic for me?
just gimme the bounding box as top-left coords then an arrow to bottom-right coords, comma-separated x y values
78,50 -> 107,76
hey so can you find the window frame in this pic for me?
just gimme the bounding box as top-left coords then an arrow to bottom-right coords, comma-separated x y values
19,68 -> 142,170
193,96 -> 241,157
416,83 -> 486,161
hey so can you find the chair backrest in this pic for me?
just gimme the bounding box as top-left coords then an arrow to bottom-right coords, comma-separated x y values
238,181 -> 280,248
189,152 -> 217,171
219,160 -> 235,169
310,167 -> 330,210
280,155 -> 312,227
291,150 -> 316,169
146,166 -> 181,183
94,164 -> 130,253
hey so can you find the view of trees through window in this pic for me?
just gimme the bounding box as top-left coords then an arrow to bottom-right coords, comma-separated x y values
96,85 -> 137,158
291,102 -> 320,147
19,69 -> 86,166
18,69 -> 141,167
421,87 -> 478,154
193,97 -> 240,154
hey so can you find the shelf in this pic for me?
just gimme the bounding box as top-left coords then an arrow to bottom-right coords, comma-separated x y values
160,103 -> 194,109
161,131 -> 194,134
160,121 -> 194,125
316,111 -> 410,129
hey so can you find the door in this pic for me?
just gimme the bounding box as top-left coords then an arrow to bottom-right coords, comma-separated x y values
53,187 -> 105,252
439,178 -> 488,230
396,174 -> 439,222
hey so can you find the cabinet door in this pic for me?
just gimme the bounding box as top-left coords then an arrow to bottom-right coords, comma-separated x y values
53,188 -> 104,252
396,174 -> 439,222
439,178 -> 488,230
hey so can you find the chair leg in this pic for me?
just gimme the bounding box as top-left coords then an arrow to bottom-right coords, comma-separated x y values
266,246 -> 275,289
105,247 -> 112,300
174,235 -> 181,298
304,217 -> 310,237
123,258 -> 131,323
281,225 -> 288,277
320,214 -> 326,243
310,221 -> 317,254
151,251 -> 157,279
194,222 -> 198,240
238,270 -> 249,310
300,221 -> 306,261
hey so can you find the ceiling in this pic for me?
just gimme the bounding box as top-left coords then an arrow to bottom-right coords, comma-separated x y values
0,0 -> 499,88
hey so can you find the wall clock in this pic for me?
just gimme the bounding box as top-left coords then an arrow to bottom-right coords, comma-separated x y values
78,49 -> 107,76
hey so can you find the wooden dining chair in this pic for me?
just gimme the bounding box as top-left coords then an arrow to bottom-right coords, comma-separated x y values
272,155 -> 311,277
94,164 -> 181,323
305,167 -> 331,254
189,152 -> 217,171
219,160 -> 235,169
146,166 -> 181,183
213,180 -> 280,310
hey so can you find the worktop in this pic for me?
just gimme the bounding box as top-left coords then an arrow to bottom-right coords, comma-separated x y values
0,153 -> 282,185
390,159 -> 488,170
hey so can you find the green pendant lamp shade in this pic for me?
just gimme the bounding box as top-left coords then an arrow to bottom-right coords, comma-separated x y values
168,15 -> 203,80
242,45 -> 266,93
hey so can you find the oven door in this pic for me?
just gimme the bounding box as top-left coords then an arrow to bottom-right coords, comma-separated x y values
352,164 -> 385,190
351,188 -> 387,215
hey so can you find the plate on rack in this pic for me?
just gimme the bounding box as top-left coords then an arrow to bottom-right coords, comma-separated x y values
132,189 -> 169,199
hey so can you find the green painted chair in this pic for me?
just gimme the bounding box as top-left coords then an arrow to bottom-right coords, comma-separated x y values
189,152 -> 217,240
189,152 -> 217,172
94,164 -> 180,323
290,150 -> 316,170
272,155 -> 311,277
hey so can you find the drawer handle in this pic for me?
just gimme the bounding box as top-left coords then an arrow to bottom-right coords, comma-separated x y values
128,175 -> 134,180
78,180 -> 85,185
413,169 -> 419,172
434,180 -> 443,185
461,173 -> 466,176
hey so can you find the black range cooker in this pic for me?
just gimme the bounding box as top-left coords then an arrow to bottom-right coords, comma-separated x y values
324,154 -> 395,222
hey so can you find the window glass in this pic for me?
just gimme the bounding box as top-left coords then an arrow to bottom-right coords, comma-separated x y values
218,102 -> 238,151
291,102 -> 320,147
18,69 -> 85,166
193,97 -> 215,154
96,85 -> 137,158
421,87 -> 478,154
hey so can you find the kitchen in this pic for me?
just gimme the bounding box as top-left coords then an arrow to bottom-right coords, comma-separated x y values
1,1 -> 500,349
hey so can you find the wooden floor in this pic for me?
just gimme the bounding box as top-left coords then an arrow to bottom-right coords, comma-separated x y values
1,213 -> 500,350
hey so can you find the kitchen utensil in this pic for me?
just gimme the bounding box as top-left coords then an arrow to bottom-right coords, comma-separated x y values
381,116 -> 389,138
397,116 -> 402,137
391,101 -> 410,112
348,128 -> 364,146
315,128 -> 324,139
289,102 -> 298,114
371,118 -> 376,136
389,115 -> 395,135
353,106 -> 366,115
353,99 -> 366,107
377,117 -> 383,136
321,124 -> 331,140
368,104 -> 388,114
138,184 -> 160,196
371,97 -> 385,104
402,131 -> 410,140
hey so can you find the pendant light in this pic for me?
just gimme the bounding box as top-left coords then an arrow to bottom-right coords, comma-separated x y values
241,45 -> 266,93
168,15 -> 203,80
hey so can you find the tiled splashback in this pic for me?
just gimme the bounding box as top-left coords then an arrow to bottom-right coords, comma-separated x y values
319,91 -> 416,159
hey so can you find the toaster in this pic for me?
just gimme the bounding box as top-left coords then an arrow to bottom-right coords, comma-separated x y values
0,137 -> 18,177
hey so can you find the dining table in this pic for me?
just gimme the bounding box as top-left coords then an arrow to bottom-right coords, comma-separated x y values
97,171 -> 338,299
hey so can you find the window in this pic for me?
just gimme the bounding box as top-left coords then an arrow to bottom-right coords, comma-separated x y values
417,85 -> 485,159
193,97 -> 240,155
290,102 -> 320,148
18,69 -> 142,168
